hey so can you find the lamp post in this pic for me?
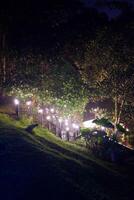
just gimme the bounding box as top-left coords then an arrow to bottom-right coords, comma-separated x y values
38,109 -> 43,126
14,98 -> 20,118
72,123 -> 79,138
46,115 -> 51,130
26,101 -> 32,116
58,118 -> 63,137
101,126 -> 105,131
50,108 -> 54,113
65,119 -> 68,126
66,127 -> 70,141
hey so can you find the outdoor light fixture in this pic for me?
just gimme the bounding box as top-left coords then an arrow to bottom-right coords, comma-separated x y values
58,118 -> 62,123
26,101 -> 32,106
101,126 -> 105,131
14,98 -> 20,118
72,123 -> 79,129
38,109 -> 43,114
66,127 -> 70,131
75,125 -> 79,129
65,121 -> 68,126
65,120 -> 68,126
120,123 -> 125,128
14,99 -> 20,105
50,108 -> 54,113
46,116 -> 51,121
72,123 -> 75,128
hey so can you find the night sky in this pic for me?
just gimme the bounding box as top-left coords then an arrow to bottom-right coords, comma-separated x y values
0,0 -> 133,50
83,0 -> 134,18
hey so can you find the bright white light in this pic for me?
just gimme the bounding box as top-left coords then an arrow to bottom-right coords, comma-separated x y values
83,120 -> 96,129
66,127 -> 69,131
50,108 -> 54,113
52,115 -> 55,119
94,108 -> 97,112
58,118 -> 62,123
92,131 -> 98,135
64,105 -> 67,108
65,119 -> 68,126
26,101 -> 32,106
76,125 -> 79,129
120,123 -> 125,128
72,123 -> 76,128
14,99 -> 19,105
101,126 -> 105,131
126,128 -> 129,132
46,116 -> 51,121
72,123 -> 79,129
38,109 -> 43,114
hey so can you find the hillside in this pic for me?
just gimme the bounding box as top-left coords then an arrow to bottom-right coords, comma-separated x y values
0,114 -> 134,200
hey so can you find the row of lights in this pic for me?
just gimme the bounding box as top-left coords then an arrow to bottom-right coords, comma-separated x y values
14,98 -> 79,133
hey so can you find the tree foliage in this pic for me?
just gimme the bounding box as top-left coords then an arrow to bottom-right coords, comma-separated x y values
80,27 -> 134,124
8,53 -> 88,122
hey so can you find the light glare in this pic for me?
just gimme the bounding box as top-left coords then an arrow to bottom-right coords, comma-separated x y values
38,109 -> 43,114
46,116 -> 51,121
50,108 -> 54,113
58,118 -> 62,123
14,99 -> 19,105
101,126 -> 105,131
72,123 -> 79,129
26,101 -> 32,106
66,127 -> 69,131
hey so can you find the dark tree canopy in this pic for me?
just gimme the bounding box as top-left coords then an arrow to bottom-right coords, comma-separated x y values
0,0 -> 134,126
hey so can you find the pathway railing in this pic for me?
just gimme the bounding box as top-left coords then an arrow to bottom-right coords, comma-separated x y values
14,98 -> 80,141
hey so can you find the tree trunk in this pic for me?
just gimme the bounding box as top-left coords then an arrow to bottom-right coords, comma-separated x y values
117,99 -> 125,124
114,96 -> 118,125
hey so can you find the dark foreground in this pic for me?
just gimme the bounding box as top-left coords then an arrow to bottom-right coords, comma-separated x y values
0,119 -> 134,200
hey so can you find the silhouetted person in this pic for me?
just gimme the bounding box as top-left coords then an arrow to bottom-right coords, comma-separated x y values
25,123 -> 38,133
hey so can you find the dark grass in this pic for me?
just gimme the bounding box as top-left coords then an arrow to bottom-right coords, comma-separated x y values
0,114 -> 134,200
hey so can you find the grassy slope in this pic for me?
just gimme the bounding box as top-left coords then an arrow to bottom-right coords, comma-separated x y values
0,114 -> 134,200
